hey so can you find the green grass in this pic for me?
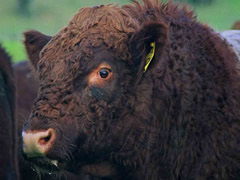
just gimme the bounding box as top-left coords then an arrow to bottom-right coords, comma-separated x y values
2,40 -> 26,62
0,0 -> 239,62
194,0 -> 240,30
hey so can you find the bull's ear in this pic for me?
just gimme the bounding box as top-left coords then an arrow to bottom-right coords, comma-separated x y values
129,22 -> 168,84
23,30 -> 51,70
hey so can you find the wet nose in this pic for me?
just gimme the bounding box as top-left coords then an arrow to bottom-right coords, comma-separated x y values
22,128 -> 56,158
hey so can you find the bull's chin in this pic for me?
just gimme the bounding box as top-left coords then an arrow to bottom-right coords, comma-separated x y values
25,155 -> 119,178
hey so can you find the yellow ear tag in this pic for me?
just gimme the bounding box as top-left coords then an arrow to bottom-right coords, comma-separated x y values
144,42 -> 155,72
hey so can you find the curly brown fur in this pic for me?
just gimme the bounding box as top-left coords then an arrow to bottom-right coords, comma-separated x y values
23,0 -> 240,179
0,44 -> 18,179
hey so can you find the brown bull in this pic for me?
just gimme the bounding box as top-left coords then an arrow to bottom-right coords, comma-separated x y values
22,0 -> 240,179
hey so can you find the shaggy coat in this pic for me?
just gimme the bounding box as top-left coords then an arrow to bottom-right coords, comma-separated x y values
23,0 -> 240,179
0,44 -> 18,179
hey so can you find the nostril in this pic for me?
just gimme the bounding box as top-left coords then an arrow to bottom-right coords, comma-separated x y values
39,132 -> 52,145
38,129 -> 55,146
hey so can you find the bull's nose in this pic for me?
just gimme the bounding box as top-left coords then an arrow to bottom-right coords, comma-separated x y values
22,128 -> 56,158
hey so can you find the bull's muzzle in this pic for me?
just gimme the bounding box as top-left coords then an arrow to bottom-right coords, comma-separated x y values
22,128 -> 56,157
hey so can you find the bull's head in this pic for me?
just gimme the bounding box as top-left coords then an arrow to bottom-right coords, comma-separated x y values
22,5 -> 168,178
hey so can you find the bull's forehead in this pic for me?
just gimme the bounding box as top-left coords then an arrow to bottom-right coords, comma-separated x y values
40,5 -> 138,60
38,4 -> 138,81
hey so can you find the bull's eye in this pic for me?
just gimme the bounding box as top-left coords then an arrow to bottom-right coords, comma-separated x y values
99,69 -> 110,78
99,68 -> 112,79
88,64 -> 113,87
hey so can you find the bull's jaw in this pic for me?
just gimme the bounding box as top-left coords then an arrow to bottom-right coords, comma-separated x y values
79,161 -> 118,178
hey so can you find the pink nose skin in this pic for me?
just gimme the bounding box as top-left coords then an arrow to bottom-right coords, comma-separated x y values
22,128 -> 56,158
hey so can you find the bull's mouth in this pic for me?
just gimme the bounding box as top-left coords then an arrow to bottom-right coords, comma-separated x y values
24,157 -> 67,175
25,156 -> 119,178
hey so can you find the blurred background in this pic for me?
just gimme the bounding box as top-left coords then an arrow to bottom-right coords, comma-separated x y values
0,0 -> 239,63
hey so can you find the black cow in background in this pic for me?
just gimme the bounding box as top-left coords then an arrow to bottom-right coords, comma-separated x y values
0,44 -> 18,179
